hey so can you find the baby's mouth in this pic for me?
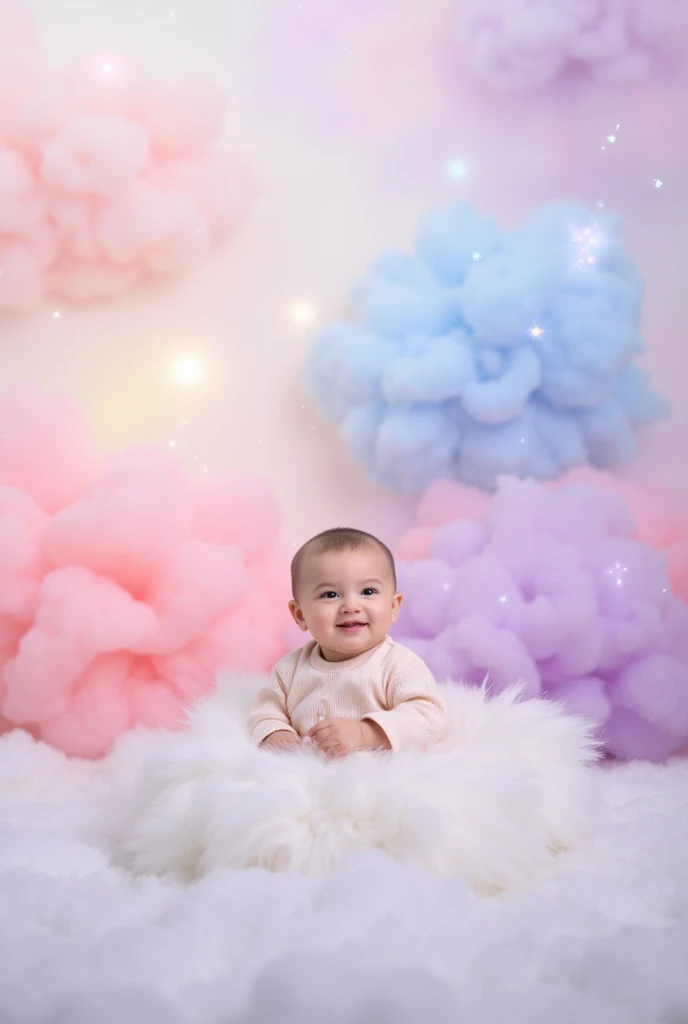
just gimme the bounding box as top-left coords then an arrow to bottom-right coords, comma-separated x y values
337,621 -> 367,631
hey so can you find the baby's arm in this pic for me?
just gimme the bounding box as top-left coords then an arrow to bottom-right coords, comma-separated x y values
361,657 -> 446,752
247,668 -> 300,748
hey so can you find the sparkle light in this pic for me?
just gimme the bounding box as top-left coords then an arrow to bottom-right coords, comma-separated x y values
572,225 -> 601,271
653,179 -> 663,189
52,311 -> 62,319
289,301 -> 316,327
529,325 -> 544,339
169,353 -> 206,388
472,251 -> 482,262
605,560 -> 628,587
445,157 -> 470,182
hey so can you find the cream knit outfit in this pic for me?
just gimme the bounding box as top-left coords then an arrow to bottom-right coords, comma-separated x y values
248,635 -> 446,751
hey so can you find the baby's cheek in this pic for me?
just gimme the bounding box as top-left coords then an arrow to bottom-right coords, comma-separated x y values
311,607 -> 332,630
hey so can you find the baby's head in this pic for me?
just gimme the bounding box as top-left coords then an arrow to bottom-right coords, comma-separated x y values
289,527 -> 402,662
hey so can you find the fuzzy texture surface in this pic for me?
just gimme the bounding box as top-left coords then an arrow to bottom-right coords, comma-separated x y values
0,1 -> 255,310
393,475 -> 688,763
0,719 -> 686,1021
0,390 -> 292,758
0,716 -> 687,1021
113,673 -> 599,890
306,200 -> 668,492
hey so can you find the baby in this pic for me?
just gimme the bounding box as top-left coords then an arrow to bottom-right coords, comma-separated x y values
248,527 -> 447,756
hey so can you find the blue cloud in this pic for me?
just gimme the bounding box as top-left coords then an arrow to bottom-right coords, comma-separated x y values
306,200 -> 668,492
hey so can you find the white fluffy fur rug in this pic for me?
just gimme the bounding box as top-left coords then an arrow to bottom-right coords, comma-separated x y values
112,674 -> 599,894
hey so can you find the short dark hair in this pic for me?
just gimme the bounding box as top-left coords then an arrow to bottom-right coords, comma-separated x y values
291,527 -> 397,596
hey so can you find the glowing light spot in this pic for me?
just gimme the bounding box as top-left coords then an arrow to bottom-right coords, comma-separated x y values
445,157 -> 470,182
289,301 -> 316,327
653,179 -> 663,189
498,595 -> 508,604
91,52 -> 126,81
607,134 -> 616,143
52,311 -> 62,319
169,353 -> 206,388
472,251 -> 482,262
169,440 -> 177,448
529,326 -> 544,339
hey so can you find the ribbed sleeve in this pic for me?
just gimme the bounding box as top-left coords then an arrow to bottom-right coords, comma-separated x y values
361,659 -> 446,751
247,668 -> 298,745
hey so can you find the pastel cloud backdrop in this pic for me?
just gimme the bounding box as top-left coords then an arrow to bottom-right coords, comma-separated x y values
1,0 -> 687,759
2,0 -> 686,547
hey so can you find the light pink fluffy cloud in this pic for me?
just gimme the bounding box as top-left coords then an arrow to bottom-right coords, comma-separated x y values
0,389 -> 292,757
0,1 -> 256,311
456,0 -> 688,90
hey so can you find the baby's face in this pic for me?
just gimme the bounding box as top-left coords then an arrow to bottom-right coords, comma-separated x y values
289,546 -> 402,662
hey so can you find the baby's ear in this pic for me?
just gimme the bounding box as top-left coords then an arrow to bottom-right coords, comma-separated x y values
289,599 -> 309,631
391,593 -> 403,620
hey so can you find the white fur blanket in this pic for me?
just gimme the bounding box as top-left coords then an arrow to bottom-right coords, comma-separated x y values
112,675 -> 599,894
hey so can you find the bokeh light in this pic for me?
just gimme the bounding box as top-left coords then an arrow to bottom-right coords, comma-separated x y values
445,156 -> 470,182
289,301 -> 317,327
169,353 -> 206,388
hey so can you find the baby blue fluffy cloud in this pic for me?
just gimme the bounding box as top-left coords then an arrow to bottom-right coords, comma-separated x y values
305,201 -> 668,492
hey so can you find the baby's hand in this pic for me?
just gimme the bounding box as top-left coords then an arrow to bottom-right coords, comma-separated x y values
261,730 -> 301,751
307,718 -> 384,757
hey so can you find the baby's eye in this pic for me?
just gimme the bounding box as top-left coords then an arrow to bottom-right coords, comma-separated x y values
320,591 -> 338,599
362,587 -> 377,596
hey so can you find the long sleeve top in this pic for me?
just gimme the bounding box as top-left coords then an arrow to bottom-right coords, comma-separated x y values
247,635 -> 446,752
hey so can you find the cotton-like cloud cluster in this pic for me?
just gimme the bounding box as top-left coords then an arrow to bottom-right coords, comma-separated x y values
306,200 -> 668,493
455,0 -> 688,91
0,389 -> 291,757
1,725 -> 687,1022
392,474 -> 688,762
0,1 -> 255,311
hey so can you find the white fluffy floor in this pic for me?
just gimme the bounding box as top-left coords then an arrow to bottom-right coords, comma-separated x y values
1,727 -> 687,1023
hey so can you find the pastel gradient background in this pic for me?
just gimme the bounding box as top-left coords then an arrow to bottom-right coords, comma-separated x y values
4,0 -> 686,539
1,0 -> 687,757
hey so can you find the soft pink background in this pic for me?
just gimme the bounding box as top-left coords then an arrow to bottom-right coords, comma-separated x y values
2,0 -> 687,553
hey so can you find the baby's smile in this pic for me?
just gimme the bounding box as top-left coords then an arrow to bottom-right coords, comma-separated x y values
337,620 -> 367,632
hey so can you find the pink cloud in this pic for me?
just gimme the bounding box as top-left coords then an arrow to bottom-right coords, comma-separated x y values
0,2 -> 256,311
0,389 -> 292,757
